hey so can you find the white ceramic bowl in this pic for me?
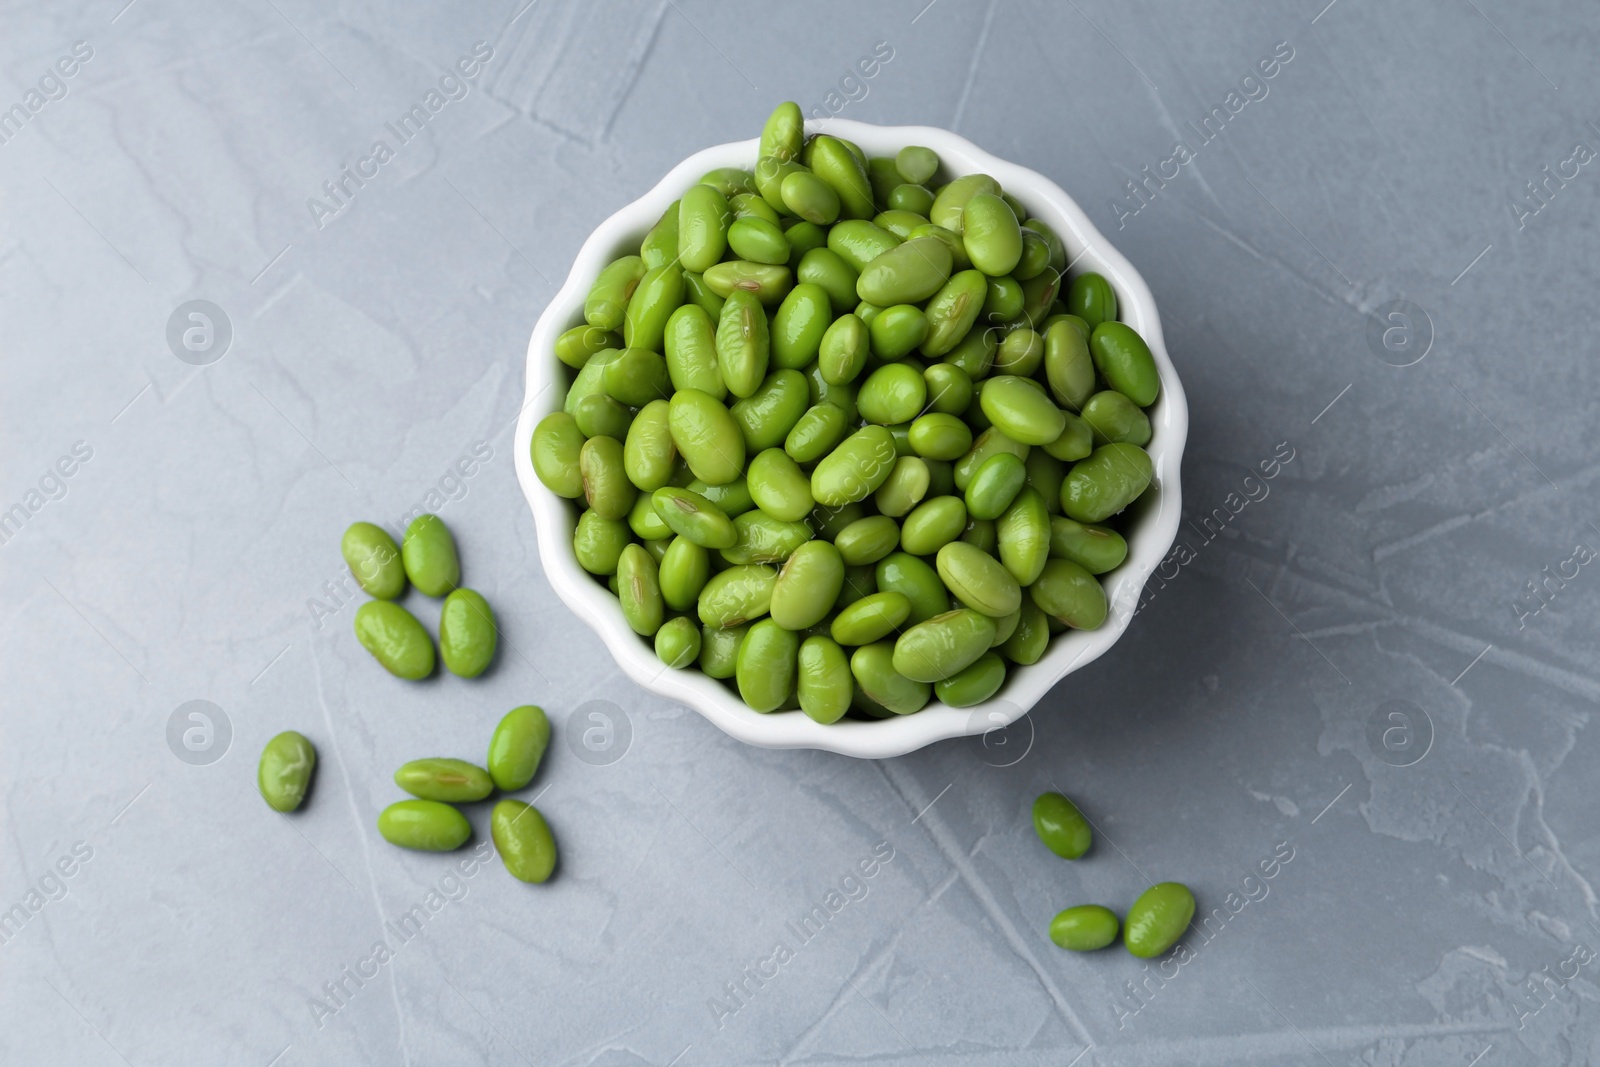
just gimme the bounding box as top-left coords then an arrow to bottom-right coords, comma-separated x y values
515,119 -> 1187,759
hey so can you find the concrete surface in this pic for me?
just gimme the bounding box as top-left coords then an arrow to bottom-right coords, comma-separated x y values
3,1 -> 1598,1064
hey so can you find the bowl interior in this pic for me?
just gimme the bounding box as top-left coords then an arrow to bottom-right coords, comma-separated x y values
514,119 -> 1188,758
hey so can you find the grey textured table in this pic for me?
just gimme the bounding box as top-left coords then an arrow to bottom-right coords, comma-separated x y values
3,1 -> 1597,1064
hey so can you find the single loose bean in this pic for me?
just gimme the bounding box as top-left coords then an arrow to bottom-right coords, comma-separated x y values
760,101 -> 803,163
936,541 -> 1022,617
395,758 -> 494,803
1033,791 -> 1092,858
656,616 -> 703,668
565,347 -> 621,414
747,448 -> 815,522
980,375 -> 1066,445
623,266 -> 685,356
1050,905 -> 1120,951
772,283 -> 833,370
873,209 -> 927,240
378,800 -> 470,852
808,135 -> 876,220
342,522 -> 405,600
1002,600 -> 1050,665
737,618 -> 800,712
954,427 -> 1029,491
1065,271 -> 1117,329
869,304 -> 929,361
873,456 -> 931,519
700,167 -> 757,197
1042,413 -> 1095,463
1025,451 -> 1066,515
487,705 -> 550,791
781,170 -> 842,224
858,363 -> 927,426
908,222 -> 971,272
784,402 -> 849,463
892,608 -> 997,682
704,261 -> 793,305
909,413 -> 973,462
924,361 -> 973,416
716,291 -> 770,398
1089,321 -> 1160,407
355,600 -> 435,679
942,324 -> 996,378
258,731 -> 316,812
1030,558 -> 1108,630
628,493 -> 673,541
1044,319 -> 1095,411
723,511 -> 812,565
492,800 -> 557,883
797,636 -> 853,724
929,174 -> 1000,233
688,477 -> 755,517
1013,229 -> 1050,281
811,425 -> 899,508
785,220 -> 828,261
730,369 -> 810,452
798,247 -> 862,313
402,514 -> 459,597
818,313 -> 870,385
887,183 -> 935,215
921,270 -> 987,356
961,517 -> 997,554
684,270 -> 725,318
993,327 -> 1045,378
438,588 -> 497,678
1124,883 -> 1195,958
895,146 -> 939,185
573,392 -> 633,441
1081,390 -> 1152,446
1025,217 -> 1068,272
933,651 -> 1006,707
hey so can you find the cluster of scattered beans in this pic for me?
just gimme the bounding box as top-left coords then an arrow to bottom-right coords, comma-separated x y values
258,708 -> 559,884
1032,790 -> 1193,956
343,514 -> 498,679
533,101 -> 1162,720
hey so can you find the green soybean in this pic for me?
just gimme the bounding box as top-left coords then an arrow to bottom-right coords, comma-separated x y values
875,551 -> 949,624
1060,443 -> 1153,522
699,622 -> 748,677
930,173 -> 1000,233
1049,517 -> 1127,574
770,540 -> 845,630
1001,600 -> 1049,665
401,514 -> 459,597
355,600 -> 435,679
818,313 -> 870,384
746,448 -> 813,523
1025,450 -> 1065,515
1030,558 -> 1108,630
669,389 -> 745,485
342,521 -> 405,600
873,456 -> 930,518
556,323 -> 622,369
954,427 -> 1029,491
616,543 -> 664,637
892,608 -> 997,682
730,369 -> 810,451
785,402 -> 849,463
378,800 -> 470,852
997,487 -> 1051,586
900,495 -> 968,556
623,266 -> 685,355
679,183 -> 731,273
492,799 -> 557,883
656,616 -> 703,668
659,536 -> 712,612
856,236 -> 953,306
722,511 -> 812,565
531,413 -> 586,499
652,487 -> 736,550
258,731 -> 316,812
664,305 -> 726,399
737,619 -> 800,712
623,399 -> 677,492
868,304 -> 929,361
684,270 -> 725,318
628,492 -> 673,541
698,564 -> 777,627
438,588 -> 497,678
858,363 -> 927,426
579,436 -> 636,521
965,451 -> 1027,521
575,510 -> 631,574
849,641 -> 930,715
771,283 -> 833,370
704,260 -> 793,305
994,327 -> 1045,378
933,651 -> 1006,707
1044,318 -> 1095,411
395,758 -> 494,803
716,290 -> 770,398
1013,229 -> 1051,281
785,219 -> 828,260
798,247 -> 861,313
1081,390 -> 1152,446
781,169 -> 842,224
759,101 -> 804,163
980,375 -> 1066,446
1124,883 -> 1195,959
873,208 -> 926,240
487,705 -> 550,791
936,541 -> 1021,617
812,425 -> 899,507
1042,412 -> 1095,462
831,590 -> 911,646
728,215 -> 789,265
1065,271 -> 1117,329
962,192 -> 1023,276
808,135 -> 875,220
701,167 -> 757,197
1090,321 -> 1160,407
961,517 -> 997,554
797,636 -> 853,724
895,145 -> 939,185
641,199 -> 681,269
834,515 -> 902,566
584,255 -> 647,331
1033,791 -> 1092,859
887,183 -> 935,215
688,477 -> 755,517
1050,905 -> 1120,951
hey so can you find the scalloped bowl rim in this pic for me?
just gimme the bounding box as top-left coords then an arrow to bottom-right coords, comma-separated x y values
514,118 -> 1188,759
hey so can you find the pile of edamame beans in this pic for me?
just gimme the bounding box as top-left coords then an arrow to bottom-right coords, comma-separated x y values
533,102 -> 1162,721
